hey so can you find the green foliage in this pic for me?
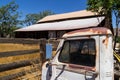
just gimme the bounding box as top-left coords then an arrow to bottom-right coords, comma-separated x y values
87,0 -> 114,14
87,0 -> 120,49
87,0 -> 113,34
87,0 -> 120,33
112,0 -> 120,24
87,0 -> 120,21
116,37 -> 120,43
0,1 -> 20,38
23,10 -> 54,26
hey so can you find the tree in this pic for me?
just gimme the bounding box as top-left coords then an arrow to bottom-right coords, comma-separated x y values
112,0 -> 120,49
87,0 -> 114,33
0,1 -> 20,38
23,10 -> 54,26
87,0 -> 120,50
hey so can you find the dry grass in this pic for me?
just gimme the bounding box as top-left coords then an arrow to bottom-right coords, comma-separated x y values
0,43 -> 41,79
17,63 -> 41,80
0,53 -> 41,64
0,66 -> 32,77
0,43 -> 56,79
52,51 -> 56,57
0,43 -> 39,52
0,43 -> 40,64
0,63 -> 41,78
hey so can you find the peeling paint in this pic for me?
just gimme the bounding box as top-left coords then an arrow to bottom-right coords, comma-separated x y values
63,27 -> 112,38
102,35 -> 109,48
69,64 -> 95,71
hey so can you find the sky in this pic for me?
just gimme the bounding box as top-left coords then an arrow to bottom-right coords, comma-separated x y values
0,0 -> 116,27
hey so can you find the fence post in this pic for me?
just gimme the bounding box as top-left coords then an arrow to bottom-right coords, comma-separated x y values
39,39 -> 46,64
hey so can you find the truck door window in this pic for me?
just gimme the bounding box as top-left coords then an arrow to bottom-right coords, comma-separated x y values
59,39 -> 96,67
59,41 -> 70,63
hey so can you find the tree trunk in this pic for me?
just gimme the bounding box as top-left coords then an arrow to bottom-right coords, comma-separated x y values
104,11 -> 114,34
113,12 -> 119,50
114,27 -> 118,50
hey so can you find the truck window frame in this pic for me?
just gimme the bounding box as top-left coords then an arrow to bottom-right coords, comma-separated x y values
58,38 -> 96,68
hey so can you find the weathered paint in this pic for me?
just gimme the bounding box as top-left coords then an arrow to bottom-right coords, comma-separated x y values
42,27 -> 113,80
99,35 -> 114,80
69,64 -> 95,71
53,36 -> 98,80
102,35 -> 109,48
37,10 -> 98,23
56,64 -> 95,75
63,27 -> 112,38
15,17 -> 104,32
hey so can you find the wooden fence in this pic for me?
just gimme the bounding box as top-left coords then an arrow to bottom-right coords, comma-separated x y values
0,38 -> 59,80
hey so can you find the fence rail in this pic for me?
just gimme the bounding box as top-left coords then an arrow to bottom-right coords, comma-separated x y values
0,49 -> 39,58
0,58 -> 40,72
0,64 -> 41,80
0,38 -> 40,44
0,38 -> 59,79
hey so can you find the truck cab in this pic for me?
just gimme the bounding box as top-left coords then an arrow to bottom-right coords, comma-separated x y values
42,27 -> 114,80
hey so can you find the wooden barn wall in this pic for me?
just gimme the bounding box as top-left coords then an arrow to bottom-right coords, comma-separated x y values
48,31 -> 67,39
15,30 -> 72,39
15,31 -> 48,39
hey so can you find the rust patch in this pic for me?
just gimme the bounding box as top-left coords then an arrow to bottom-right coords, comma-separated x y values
69,64 -> 95,71
96,45 -> 99,61
102,39 -> 105,43
102,35 -> 109,48
66,27 -> 110,35
87,35 -> 91,38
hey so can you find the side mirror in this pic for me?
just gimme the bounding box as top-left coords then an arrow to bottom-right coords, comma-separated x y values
46,44 -> 52,60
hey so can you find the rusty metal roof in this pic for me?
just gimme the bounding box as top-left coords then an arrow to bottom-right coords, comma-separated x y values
63,27 -> 112,38
15,16 -> 104,32
37,10 -> 98,23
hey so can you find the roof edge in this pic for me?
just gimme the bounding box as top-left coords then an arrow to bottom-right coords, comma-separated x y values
37,15 -> 104,24
37,10 -> 104,23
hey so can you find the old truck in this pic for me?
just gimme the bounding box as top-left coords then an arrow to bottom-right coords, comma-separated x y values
42,27 -> 120,80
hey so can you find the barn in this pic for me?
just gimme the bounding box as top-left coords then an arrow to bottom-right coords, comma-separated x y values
15,10 -> 105,39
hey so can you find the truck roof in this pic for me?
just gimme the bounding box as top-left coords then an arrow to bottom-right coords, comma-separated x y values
63,27 -> 112,38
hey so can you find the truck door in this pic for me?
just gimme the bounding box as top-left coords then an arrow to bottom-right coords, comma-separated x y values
54,38 -> 98,80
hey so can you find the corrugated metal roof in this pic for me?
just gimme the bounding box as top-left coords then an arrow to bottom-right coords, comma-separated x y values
15,16 -> 104,32
37,10 -> 98,23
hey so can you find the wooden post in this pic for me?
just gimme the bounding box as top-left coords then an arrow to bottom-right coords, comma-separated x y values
39,39 -> 46,64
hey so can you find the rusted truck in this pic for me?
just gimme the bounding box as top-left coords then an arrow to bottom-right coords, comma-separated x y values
42,27 -> 120,80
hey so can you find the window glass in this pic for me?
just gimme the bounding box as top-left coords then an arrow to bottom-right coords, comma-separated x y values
59,39 -> 96,67
59,41 -> 69,63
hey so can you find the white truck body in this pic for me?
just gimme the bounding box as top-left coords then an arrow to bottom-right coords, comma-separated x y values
42,27 -> 114,80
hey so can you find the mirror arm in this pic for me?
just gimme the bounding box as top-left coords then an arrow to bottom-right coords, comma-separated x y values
46,62 -> 66,68
85,71 -> 98,79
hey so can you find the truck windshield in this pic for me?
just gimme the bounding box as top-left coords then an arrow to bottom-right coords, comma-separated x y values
59,39 -> 96,67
